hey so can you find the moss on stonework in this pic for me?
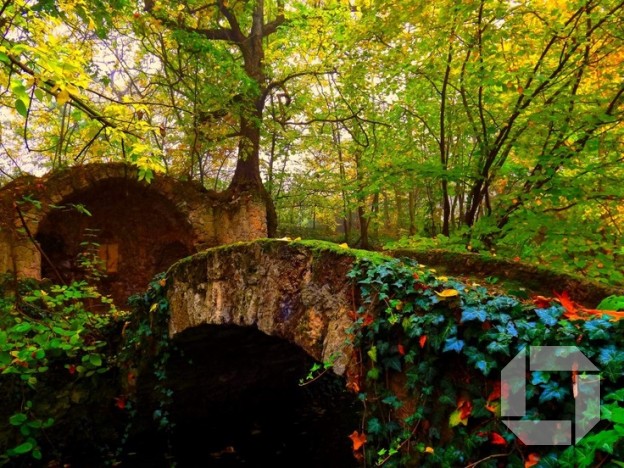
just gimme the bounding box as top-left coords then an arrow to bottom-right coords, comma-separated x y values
167,239 -> 394,278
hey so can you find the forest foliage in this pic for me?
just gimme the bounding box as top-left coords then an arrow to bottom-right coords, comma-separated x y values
0,0 -> 623,283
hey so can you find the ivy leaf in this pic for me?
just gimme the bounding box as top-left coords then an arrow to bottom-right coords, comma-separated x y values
486,340 -> 510,356
539,381 -> 569,403
461,307 -> 488,323
348,431 -> 367,451
448,408 -> 468,427
531,371 -> 550,385
382,395 -> 403,409
582,319 -> 612,340
367,417 -> 382,435
535,307 -> 562,326
443,337 -> 464,353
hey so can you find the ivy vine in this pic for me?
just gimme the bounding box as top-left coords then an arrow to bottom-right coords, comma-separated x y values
345,258 -> 624,467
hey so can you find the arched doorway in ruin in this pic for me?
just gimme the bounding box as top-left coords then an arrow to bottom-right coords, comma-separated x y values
35,177 -> 195,306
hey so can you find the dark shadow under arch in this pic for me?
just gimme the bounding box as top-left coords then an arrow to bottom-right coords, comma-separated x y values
131,324 -> 360,467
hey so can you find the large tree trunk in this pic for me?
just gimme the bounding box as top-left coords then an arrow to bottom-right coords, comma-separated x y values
228,111 -> 277,237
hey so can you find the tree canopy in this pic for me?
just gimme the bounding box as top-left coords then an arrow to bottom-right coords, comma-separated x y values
1,0 -> 623,282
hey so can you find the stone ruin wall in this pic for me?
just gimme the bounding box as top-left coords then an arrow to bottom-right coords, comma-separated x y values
0,163 -> 267,303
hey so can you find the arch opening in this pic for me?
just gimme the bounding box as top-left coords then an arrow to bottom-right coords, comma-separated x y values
35,178 -> 195,306
132,324 -> 360,466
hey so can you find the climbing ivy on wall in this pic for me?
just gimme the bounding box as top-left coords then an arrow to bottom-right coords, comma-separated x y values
116,273 -> 175,455
345,258 -> 624,467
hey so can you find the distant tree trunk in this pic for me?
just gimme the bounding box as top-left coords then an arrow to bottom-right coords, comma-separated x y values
408,189 -> 416,236
395,190 -> 404,233
371,192 -> 380,241
358,205 -> 370,250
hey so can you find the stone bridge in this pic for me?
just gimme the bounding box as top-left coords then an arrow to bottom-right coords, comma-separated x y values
166,240 -> 360,375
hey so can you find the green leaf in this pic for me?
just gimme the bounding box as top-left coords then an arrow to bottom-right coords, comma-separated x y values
597,295 -> 624,311
367,417 -> 382,435
0,52 -> 9,63
13,441 -> 34,454
88,354 -> 102,367
15,99 -> 28,118
12,322 -> 32,333
9,413 -> 27,426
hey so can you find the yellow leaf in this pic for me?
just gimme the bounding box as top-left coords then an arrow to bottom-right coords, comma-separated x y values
448,408 -> 469,427
435,289 -> 459,298
149,303 -> 158,313
56,89 -> 70,105
425,446 -> 434,454
293,237 -> 302,241
339,243 -> 349,248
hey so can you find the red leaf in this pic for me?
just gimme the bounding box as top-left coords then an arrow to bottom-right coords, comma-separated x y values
457,397 -> 473,420
362,313 -> 374,327
398,344 -> 406,355
487,382 -> 501,402
348,430 -> 367,451
419,335 -> 427,348
68,364 -> 76,375
114,396 -> 127,410
489,432 -> 506,445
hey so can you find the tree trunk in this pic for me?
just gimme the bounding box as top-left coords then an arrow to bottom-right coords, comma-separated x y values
408,189 -> 416,236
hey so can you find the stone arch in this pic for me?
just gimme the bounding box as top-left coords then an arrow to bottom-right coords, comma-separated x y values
0,163 -> 267,303
166,241 -> 357,375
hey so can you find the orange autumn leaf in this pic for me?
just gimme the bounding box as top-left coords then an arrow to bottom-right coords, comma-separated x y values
362,313 -> 374,327
533,295 -> 553,309
579,308 -> 624,321
552,291 -> 624,322
398,344 -> 406,355
348,430 -> 367,451
525,453 -> 540,467
419,335 -> 427,348
554,291 -> 577,316
489,432 -> 506,445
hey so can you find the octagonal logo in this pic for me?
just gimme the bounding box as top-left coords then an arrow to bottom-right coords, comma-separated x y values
501,346 -> 600,445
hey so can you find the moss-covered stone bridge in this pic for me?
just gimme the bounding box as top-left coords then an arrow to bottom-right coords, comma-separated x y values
165,240 -> 367,376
